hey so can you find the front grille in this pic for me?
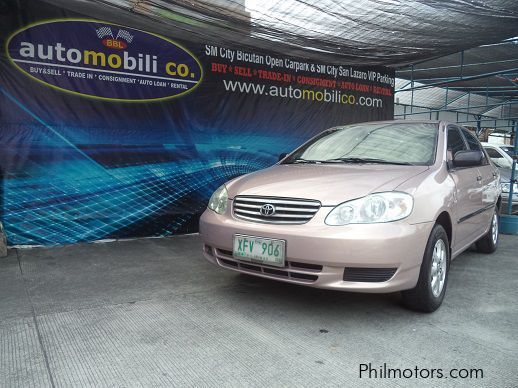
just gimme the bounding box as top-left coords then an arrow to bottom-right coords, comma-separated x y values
215,248 -> 321,283
233,196 -> 321,224
343,267 -> 397,282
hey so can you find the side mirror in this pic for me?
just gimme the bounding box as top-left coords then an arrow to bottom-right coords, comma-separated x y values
278,152 -> 288,162
452,150 -> 483,168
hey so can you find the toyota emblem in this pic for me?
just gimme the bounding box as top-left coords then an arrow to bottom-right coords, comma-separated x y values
260,204 -> 276,216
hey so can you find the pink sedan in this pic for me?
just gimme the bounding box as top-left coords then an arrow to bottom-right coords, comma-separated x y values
200,120 -> 501,312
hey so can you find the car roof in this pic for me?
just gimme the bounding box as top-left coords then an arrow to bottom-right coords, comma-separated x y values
355,119 -> 441,125
346,120 -> 472,129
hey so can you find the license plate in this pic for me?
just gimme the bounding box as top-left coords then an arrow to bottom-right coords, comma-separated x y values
233,234 -> 286,267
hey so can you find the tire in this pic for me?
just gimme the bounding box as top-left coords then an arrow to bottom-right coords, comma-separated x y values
401,224 -> 449,313
475,208 -> 499,254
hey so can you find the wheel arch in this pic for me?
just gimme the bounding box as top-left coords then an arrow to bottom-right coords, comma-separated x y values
435,211 -> 452,250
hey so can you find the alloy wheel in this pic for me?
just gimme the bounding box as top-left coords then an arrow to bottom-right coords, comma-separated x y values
491,213 -> 498,246
430,239 -> 447,297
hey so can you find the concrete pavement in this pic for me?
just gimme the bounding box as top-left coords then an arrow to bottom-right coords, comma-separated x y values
1,234 -> 517,387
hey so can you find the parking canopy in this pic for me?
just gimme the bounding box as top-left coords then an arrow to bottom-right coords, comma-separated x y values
27,0 -> 518,66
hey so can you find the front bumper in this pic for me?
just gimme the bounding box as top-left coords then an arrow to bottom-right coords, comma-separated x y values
199,204 -> 434,293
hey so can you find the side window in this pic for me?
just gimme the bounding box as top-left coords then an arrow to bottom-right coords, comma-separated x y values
485,148 -> 502,159
461,128 -> 487,165
461,129 -> 481,151
447,127 -> 467,158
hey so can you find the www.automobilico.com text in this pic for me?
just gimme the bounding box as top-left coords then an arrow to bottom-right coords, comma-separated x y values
205,44 -> 394,108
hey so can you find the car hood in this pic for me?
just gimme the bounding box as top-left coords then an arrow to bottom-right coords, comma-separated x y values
226,164 -> 430,206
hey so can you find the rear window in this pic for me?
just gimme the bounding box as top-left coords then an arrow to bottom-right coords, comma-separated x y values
500,146 -> 514,157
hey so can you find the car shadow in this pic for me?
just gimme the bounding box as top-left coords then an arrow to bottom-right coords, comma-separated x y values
218,272 -> 419,319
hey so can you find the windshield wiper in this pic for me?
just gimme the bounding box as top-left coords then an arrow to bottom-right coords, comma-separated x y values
284,158 -> 321,164
324,157 -> 415,166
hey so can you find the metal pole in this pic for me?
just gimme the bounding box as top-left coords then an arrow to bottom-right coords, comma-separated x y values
508,121 -> 517,215
396,58 -> 518,73
410,64 -> 414,114
394,101 -> 518,114
460,50 -> 464,79
398,67 -> 518,91
485,78 -> 489,110
441,87 -> 448,121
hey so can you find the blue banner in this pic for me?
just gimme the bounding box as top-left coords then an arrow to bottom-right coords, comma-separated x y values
0,5 -> 394,246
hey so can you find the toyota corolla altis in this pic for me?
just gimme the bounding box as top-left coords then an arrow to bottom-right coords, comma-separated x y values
200,120 -> 501,312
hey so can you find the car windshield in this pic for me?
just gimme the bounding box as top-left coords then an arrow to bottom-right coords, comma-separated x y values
283,122 -> 438,166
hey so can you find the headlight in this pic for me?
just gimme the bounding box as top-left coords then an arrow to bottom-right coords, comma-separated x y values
501,182 -> 518,193
208,184 -> 228,214
325,192 -> 413,226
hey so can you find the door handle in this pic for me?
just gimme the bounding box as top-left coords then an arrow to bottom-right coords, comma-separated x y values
476,176 -> 482,182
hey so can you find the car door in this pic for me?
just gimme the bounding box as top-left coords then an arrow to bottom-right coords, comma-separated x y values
446,126 -> 483,251
461,128 -> 498,221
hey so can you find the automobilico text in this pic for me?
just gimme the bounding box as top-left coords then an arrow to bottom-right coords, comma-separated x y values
14,42 -> 197,79
223,79 -> 383,108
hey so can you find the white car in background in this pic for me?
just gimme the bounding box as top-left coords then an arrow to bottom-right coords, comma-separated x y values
482,142 -> 517,213
498,168 -> 518,213
482,142 -> 515,170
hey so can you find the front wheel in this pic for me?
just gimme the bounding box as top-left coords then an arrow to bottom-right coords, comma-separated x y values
401,224 -> 449,313
475,208 -> 499,254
